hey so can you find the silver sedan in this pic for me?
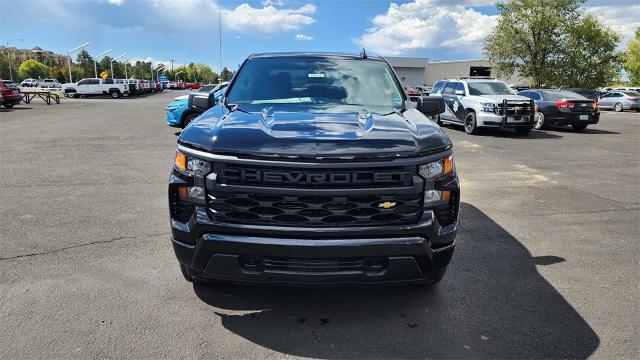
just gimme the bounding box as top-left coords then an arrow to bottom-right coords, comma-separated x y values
598,91 -> 640,112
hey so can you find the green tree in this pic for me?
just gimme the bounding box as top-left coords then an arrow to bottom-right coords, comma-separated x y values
555,15 -> 622,88
484,0 -> 584,87
75,49 -> 94,78
49,65 -> 67,83
18,59 -> 50,80
220,67 -> 234,82
623,28 -> 640,85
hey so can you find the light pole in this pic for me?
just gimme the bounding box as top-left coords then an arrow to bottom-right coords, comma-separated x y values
175,70 -> 184,83
5,38 -> 24,81
110,53 -> 126,79
93,49 -> 112,78
67,42 -> 90,83
155,64 -> 165,82
125,57 -> 140,79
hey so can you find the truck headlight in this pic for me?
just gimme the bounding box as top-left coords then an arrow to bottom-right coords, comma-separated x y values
174,151 -> 211,205
419,155 -> 454,206
482,103 -> 496,113
418,155 -> 454,179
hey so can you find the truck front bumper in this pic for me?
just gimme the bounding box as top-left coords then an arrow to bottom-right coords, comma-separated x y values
171,209 -> 457,285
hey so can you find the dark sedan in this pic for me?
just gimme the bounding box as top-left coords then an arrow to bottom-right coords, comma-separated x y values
519,89 -> 599,131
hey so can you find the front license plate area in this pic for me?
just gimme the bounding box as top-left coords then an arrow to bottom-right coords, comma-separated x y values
579,115 -> 589,120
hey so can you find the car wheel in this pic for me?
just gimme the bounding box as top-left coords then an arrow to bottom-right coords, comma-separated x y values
3,103 -> 15,109
515,126 -> 532,135
182,113 -> 199,128
109,90 -> 121,99
614,102 -> 623,112
464,111 -> 479,135
572,123 -> 588,131
533,112 -> 546,130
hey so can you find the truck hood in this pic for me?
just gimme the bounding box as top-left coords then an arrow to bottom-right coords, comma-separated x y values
178,104 -> 451,160
468,94 -> 531,103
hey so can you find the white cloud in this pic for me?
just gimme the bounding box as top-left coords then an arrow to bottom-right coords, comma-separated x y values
223,3 -> 316,34
585,3 -> 640,46
295,33 -> 314,41
262,0 -> 288,6
356,0 -> 496,56
106,0 -> 124,5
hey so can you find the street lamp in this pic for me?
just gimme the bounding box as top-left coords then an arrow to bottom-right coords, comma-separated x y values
110,53 -> 126,79
67,42 -> 90,83
125,57 -> 140,79
175,70 -> 184,83
155,64 -> 165,82
5,38 -> 24,81
93,49 -> 112,78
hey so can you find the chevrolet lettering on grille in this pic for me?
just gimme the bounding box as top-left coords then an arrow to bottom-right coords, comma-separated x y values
221,168 -> 413,186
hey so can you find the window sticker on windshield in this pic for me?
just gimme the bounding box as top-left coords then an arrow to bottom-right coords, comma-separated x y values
308,73 -> 325,78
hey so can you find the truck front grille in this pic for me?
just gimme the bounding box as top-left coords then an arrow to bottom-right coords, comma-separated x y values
208,192 -> 422,227
207,163 -> 423,227
497,101 -> 533,116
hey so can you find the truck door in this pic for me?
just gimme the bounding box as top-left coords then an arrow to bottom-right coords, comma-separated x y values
441,82 -> 466,123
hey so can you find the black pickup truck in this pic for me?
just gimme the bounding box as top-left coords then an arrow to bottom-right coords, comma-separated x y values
169,52 -> 460,286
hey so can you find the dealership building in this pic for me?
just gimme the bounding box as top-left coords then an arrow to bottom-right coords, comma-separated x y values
385,57 -> 526,87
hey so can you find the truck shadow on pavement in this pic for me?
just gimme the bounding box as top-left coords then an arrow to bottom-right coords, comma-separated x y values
193,203 -> 599,359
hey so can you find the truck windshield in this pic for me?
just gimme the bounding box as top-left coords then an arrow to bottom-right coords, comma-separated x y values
226,58 -> 405,111
467,82 -> 514,96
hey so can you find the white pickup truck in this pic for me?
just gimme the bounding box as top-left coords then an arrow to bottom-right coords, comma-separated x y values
63,78 -> 129,98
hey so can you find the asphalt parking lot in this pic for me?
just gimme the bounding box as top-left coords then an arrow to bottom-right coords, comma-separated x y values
1,92 -> 638,359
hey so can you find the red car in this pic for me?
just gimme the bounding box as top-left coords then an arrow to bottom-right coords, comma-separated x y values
0,80 -> 22,108
403,86 -> 422,102
184,82 -> 202,90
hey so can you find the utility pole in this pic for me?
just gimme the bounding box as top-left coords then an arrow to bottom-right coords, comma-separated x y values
67,42 -> 90,83
219,9 -> 222,74
5,38 -> 24,81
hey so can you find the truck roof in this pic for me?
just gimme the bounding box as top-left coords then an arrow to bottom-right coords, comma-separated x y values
248,52 -> 385,61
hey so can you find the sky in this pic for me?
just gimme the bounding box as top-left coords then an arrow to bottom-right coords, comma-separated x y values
1,0 -> 638,72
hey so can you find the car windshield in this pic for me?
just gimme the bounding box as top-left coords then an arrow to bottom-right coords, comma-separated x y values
226,58 -> 405,112
622,91 -> 640,96
467,82 -> 514,95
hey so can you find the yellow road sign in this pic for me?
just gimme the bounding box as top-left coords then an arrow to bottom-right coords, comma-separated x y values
100,71 -> 108,79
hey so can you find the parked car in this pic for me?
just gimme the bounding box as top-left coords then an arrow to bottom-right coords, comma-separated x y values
431,78 -> 534,135
598,91 -> 640,112
173,82 -> 228,101
612,87 -> 640,92
0,93 -> 4,107
169,52 -> 456,286
63,78 -> 129,98
39,78 -> 62,88
429,80 -> 448,96
519,89 -> 599,131
0,80 -> 23,108
184,82 -> 202,90
20,78 -> 38,87
166,86 -> 227,128
404,86 -> 422,102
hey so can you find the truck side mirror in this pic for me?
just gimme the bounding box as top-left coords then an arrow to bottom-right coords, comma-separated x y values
417,96 -> 445,116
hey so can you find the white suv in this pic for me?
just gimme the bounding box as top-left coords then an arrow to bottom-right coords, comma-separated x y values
39,79 -> 61,88
430,78 -> 535,135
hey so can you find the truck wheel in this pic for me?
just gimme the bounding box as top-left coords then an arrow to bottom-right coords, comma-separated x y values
464,111 -> 479,135
533,112 -> 546,129
614,102 -> 623,112
572,123 -> 588,131
182,113 -> 199,128
109,90 -> 121,99
514,126 -> 532,135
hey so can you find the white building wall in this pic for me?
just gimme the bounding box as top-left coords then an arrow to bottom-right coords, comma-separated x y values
426,60 -> 526,85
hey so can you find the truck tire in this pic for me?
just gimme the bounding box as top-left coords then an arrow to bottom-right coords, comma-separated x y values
182,112 -> 199,128
109,90 -> 121,99
464,111 -> 479,135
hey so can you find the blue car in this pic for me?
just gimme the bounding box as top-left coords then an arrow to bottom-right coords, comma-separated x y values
165,83 -> 228,128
